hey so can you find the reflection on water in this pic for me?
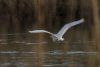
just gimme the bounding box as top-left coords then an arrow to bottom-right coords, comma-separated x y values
0,39 -> 48,45
13,41 -> 48,45
0,51 -> 36,54
0,33 -> 98,67
0,51 -> 97,55
0,39 -> 6,42
0,62 -> 25,67
42,62 -> 85,67
43,50 -> 97,56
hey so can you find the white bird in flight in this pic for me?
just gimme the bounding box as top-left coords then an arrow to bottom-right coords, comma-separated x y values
29,18 -> 84,42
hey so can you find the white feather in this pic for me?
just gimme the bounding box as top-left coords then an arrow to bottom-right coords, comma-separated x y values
56,18 -> 84,38
29,18 -> 84,41
29,30 -> 53,35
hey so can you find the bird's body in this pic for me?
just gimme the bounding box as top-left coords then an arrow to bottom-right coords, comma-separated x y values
29,18 -> 84,42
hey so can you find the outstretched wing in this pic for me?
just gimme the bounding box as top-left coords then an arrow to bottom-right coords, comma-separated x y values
56,18 -> 84,38
29,30 -> 53,35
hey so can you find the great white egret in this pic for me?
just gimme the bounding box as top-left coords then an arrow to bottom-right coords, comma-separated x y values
29,18 -> 84,42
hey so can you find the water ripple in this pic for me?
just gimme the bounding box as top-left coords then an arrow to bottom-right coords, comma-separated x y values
0,41 -> 48,45
0,51 -> 36,54
13,41 -> 48,45
0,62 -> 27,67
43,50 -> 98,55
42,62 -> 85,67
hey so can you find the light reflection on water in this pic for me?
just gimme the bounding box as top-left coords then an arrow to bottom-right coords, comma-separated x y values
43,51 -> 97,56
0,61 -> 37,67
42,62 -> 85,67
0,62 -> 25,67
0,34 -> 98,67
0,50 -> 97,55
0,40 -> 48,45
0,51 -> 36,54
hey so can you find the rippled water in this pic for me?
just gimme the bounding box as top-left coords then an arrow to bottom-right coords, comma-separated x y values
0,33 -> 98,67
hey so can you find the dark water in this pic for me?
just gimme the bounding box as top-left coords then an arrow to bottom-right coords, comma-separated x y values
0,33 -> 98,67
0,0 -> 100,67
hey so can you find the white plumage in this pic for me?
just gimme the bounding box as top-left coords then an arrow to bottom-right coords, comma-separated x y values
29,18 -> 84,41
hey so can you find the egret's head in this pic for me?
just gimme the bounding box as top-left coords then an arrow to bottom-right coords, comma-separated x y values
50,35 -> 64,42
50,35 -> 58,41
